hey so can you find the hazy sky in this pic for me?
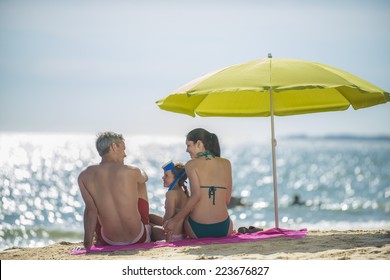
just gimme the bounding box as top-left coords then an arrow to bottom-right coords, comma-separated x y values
1,0 -> 389,141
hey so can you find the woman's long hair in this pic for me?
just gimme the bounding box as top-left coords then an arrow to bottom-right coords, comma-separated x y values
186,128 -> 221,157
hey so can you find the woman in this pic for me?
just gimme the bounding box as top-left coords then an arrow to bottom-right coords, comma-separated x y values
151,161 -> 189,242
164,128 -> 233,239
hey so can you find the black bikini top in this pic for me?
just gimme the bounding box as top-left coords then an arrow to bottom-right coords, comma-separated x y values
200,186 -> 226,205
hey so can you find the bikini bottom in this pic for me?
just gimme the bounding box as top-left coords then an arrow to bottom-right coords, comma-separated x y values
188,216 -> 230,238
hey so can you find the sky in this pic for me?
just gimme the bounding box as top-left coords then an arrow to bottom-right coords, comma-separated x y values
1,0 -> 389,142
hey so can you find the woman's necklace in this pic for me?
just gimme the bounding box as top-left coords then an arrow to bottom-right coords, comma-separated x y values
196,151 -> 215,160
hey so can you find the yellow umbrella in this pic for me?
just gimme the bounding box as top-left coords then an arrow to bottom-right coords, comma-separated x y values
156,54 -> 389,228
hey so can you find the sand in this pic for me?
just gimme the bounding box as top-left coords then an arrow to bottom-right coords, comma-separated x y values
1,229 -> 389,260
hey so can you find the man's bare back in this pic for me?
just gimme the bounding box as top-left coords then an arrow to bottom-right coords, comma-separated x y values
78,132 -> 148,249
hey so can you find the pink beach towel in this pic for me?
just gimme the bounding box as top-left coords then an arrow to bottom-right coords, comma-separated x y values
71,227 -> 307,255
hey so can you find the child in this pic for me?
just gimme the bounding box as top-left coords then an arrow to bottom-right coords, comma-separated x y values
151,161 -> 189,242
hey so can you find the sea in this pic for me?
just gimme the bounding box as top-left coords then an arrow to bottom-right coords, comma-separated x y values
0,133 -> 389,251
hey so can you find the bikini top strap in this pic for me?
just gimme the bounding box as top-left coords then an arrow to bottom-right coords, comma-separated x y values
200,186 -> 226,205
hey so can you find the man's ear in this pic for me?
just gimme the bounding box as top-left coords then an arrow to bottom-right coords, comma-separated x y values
110,142 -> 117,152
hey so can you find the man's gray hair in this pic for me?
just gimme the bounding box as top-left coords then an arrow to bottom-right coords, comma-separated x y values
96,132 -> 124,156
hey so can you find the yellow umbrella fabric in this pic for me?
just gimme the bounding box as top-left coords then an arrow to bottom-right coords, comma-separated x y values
156,57 -> 389,228
157,58 -> 389,117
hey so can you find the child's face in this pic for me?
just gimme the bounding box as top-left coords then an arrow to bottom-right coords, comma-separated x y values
162,170 -> 175,188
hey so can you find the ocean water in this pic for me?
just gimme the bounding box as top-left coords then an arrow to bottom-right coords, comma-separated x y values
0,133 -> 389,251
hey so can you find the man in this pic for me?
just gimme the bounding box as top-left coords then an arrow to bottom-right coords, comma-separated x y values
78,132 -> 150,250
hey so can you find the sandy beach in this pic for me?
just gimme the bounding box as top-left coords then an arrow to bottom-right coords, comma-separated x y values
1,229 -> 389,260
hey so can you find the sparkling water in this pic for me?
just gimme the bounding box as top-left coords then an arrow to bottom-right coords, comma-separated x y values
1,133 -> 389,250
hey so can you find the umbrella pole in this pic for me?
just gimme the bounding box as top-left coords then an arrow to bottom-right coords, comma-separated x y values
269,54 -> 279,228
270,87 -> 279,228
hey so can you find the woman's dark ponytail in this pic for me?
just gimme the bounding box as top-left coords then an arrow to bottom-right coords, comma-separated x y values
187,128 -> 221,157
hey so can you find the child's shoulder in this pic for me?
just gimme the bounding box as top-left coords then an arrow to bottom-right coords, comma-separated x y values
165,189 -> 178,199
165,189 -> 185,200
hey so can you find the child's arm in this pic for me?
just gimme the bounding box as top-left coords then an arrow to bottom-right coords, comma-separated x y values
163,192 -> 176,223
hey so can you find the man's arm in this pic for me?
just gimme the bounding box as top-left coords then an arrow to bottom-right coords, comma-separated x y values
78,173 -> 98,250
139,168 -> 148,183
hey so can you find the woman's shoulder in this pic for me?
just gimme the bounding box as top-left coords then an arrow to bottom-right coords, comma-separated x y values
185,158 -> 197,168
186,157 -> 230,167
218,156 -> 231,166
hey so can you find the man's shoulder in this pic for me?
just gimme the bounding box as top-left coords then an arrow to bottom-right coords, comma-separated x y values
78,165 -> 100,183
123,164 -> 141,172
120,165 -> 143,178
79,164 -> 98,175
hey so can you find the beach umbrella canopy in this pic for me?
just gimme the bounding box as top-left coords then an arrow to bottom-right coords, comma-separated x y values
156,55 -> 390,228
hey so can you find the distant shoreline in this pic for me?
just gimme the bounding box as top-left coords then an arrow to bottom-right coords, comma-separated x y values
283,134 -> 390,141
1,132 -> 389,143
